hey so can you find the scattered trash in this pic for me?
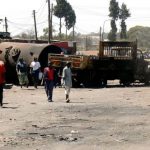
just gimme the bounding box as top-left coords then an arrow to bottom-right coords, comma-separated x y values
58,135 -> 77,142
56,132 -> 79,142
4,84 -> 13,89
30,102 -> 36,105
71,130 -> 78,134
28,132 -> 38,135
32,124 -> 38,128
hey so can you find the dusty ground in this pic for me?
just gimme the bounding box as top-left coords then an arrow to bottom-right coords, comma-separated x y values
0,82 -> 150,150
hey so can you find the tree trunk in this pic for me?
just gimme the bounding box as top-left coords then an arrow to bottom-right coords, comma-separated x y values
73,25 -> 75,41
66,26 -> 67,39
59,18 -> 62,40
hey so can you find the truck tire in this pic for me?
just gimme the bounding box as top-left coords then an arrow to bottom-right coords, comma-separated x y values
120,80 -> 131,86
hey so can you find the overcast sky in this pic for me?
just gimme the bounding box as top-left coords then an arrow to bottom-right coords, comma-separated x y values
0,0 -> 150,36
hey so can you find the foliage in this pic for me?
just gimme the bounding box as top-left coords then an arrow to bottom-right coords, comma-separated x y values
119,3 -> 130,20
40,27 -> 56,40
54,0 -> 67,19
64,2 -> 76,30
40,29 -> 78,41
108,20 -> 117,41
54,0 -> 67,37
13,30 -> 35,39
54,0 -> 76,39
119,3 -> 130,39
120,20 -> 127,39
108,0 -> 119,41
127,26 -> 150,49
109,0 -> 119,20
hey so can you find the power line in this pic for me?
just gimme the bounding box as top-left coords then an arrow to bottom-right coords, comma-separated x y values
7,19 -> 33,26
37,19 -> 48,25
37,1 -> 47,13
36,1 -> 47,19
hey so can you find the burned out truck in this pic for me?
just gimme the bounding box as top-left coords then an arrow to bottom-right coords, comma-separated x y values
49,41 -> 150,87
92,41 -> 150,86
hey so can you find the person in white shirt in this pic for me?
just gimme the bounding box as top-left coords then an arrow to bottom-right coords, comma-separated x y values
62,61 -> 72,103
30,57 -> 41,88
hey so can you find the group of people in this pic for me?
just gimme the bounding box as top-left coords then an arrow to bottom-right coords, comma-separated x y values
16,57 -> 41,89
0,57 -> 73,107
43,61 -> 72,103
17,58 -> 73,103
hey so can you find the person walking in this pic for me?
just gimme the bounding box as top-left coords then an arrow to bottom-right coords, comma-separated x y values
43,62 -> 55,102
16,58 -> 29,88
62,61 -> 72,103
30,57 -> 41,88
0,60 -> 6,107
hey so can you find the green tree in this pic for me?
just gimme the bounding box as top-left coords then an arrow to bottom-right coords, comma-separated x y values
108,20 -> 117,41
108,0 -> 119,41
64,2 -> 76,39
54,0 -> 67,39
13,30 -> 35,40
40,27 -> 56,40
127,26 -> 150,49
119,3 -> 130,39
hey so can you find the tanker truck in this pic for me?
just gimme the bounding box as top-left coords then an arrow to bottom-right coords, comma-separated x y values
48,41 -> 150,87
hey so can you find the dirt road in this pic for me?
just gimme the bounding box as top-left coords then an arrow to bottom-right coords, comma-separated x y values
0,84 -> 150,150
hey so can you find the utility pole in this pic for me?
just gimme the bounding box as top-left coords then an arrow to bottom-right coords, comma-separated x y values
50,3 -> 53,40
102,19 -> 110,41
85,36 -> 88,51
99,26 -> 102,41
33,10 -> 38,41
73,25 -> 75,41
65,26 -> 67,40
47,0 -> 51,43
5,17 -> 8,32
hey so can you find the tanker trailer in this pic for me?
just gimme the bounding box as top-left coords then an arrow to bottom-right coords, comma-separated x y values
0,42 -> 62,84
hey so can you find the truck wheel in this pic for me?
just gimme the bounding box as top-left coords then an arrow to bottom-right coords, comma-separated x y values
144,80 -> 149,86
100,79 -> 107,88
143,75 -> 150,85
120,80 -> 131,86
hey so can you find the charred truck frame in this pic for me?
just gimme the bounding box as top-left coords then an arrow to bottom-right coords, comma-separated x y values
49,41 -> 150,87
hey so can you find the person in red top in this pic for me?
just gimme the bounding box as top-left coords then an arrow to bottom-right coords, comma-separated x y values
0,60 -> 6,107
43,61 -> 55,102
